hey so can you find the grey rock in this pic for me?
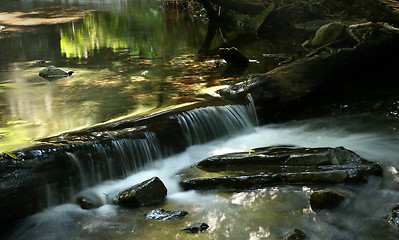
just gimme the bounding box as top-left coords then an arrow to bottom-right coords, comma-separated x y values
310,189 -> 346,210
39,66 -> 74,78
76,196 -> 103,210
179,146 -> 382,191
114,177 -> 167,207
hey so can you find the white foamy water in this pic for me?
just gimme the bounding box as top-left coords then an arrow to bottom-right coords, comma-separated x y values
6,118 -> 399,240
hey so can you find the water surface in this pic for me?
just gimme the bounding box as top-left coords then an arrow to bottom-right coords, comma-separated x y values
1,0 -> 300,151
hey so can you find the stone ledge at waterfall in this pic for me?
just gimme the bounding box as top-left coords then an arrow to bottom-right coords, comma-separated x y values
178,146 -> 383,191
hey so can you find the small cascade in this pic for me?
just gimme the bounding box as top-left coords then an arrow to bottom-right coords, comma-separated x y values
7,98 -> 259,218
66,152 -> 89,189
44,132 -> 163,206
172,95 -> 258,145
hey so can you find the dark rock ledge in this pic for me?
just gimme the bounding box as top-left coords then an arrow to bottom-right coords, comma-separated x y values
178,146 -> 382,191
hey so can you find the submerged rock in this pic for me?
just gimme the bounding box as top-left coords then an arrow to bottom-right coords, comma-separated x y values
181,223 -> 209,234
39,66 -> 74,78
35,60 -> 47,65
309,189 -> 346,210
219,47 -> 249,66
76,196 -> 103,210
283,228 -> 307,240
146,208 -> 188,220
114,177 -> 167,207
385,204 -> 399,227
178,146 -> 382,191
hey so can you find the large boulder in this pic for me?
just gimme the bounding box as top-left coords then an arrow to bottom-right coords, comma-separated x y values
114,177 -> 167,207
178,146 -> 382,191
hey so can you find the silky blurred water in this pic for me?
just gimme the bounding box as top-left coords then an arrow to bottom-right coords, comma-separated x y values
1,1 -> 399,239
4,113 -> 399,240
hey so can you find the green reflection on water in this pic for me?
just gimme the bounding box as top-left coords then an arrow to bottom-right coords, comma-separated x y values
59,1 -> 204,59
0,1 -> 221,152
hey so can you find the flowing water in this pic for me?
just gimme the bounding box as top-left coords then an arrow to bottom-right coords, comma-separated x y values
1,0 -> 399,240
5,113 -> 399,240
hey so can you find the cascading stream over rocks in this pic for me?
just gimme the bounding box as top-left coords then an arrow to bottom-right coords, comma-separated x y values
0,97 -> 259,230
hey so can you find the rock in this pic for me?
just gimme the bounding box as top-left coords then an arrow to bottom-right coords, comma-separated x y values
76,192 -> 103,210
114,177 -> 167,207
283,228 -> 307,240
219,47 -> 249,66
385,204 -> 399,226
310,22 -> 345,48
39,66 -> 74,78
178,146 -> 383,191
181,223 -> 209,234
35,60 -> 46,65
146,208 -> 188,220
309,189 -> 346,210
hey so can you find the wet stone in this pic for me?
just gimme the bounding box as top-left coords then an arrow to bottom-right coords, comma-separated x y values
283,228 -> 307,240
76,191 -> 104,210
178,146 -> 383,191
181,223 -> 209,234
310,189 -> 346,210
219,47 -> 249,66
146,208 -> 188,221
114,176 -> 167,208
76,196 -> 103,210
39,65 -> 74,78
385,203 -> 399,227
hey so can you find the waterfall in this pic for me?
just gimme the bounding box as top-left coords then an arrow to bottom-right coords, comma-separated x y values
38,99 -> 258,207
172,95 -> 258,145
44,132 -> 163,206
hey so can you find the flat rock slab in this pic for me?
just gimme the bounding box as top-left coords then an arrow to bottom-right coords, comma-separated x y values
178,146 -> 382,191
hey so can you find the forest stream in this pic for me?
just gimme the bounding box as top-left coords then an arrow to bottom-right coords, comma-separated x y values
1,0 -> 399,239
